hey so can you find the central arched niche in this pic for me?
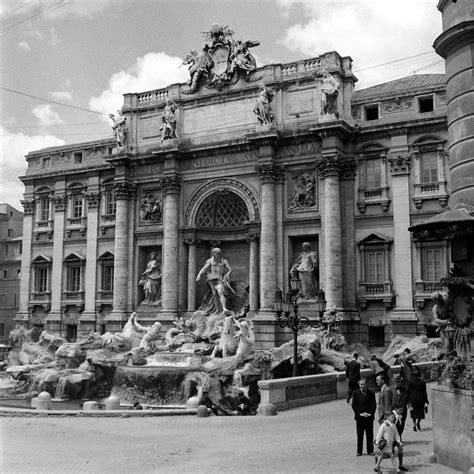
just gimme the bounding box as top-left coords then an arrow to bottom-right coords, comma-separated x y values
192,189 -> 252,313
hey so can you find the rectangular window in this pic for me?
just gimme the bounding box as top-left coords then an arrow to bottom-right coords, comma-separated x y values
367,251 -> 383,283
14,293 -> 18,307
4,244 -> 8,256
42,157 -> 51,168
418,96 -> 434,113
7,229 -> 13,237
68,266 -> 81,292
365,105 -> 379,121
35,267 -> 48,292
102,264 -> 114,291
19,242 -> 22,255
0,323 -> 4,337
16,269 -> 21,278
365,159 -> 381,188
0,295 -> 5,308
423,248 -> 443,281
2,270 -> 7,279
66,325 -> 77,342
40,197 -> 50,221
74,152 -> 83,164
72,195 -> 83,218
421,151 -> 438,183
106,190 -> 116,215
369,327 -> 385,347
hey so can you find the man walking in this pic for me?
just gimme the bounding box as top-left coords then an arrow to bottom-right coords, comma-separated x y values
345,352 -> 360,403
376,373 -> 392,424
352,378 -> 376,456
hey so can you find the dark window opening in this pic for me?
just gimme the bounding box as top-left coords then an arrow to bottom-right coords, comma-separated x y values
66,324 -> 77,342
365,105 -> 379,121
74,152 -> 83,164
426,326 -> 438,338
369,326 -> 385,347
419,96 -> 434,113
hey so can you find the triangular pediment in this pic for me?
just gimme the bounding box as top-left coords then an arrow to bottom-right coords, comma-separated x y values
32,254 -> 52,263
64,252 -> 85,262
98,251 -> 114,260
358,233 -> 393,245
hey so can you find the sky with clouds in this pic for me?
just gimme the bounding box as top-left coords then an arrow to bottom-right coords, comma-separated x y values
1,0 -> 445,210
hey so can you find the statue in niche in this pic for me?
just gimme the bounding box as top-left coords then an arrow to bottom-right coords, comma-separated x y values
432,291 -> 455,354
140,191 -> 162,223
290,242 -> 319,300
314,69 -> 340,115
139,251 -> 161,304
160,98 -> 178,142
196,247 -> 234,315
181,47 -> 213,93
289,173 -> 316,210
253,83 -> 275,125
109,110 -> 128,148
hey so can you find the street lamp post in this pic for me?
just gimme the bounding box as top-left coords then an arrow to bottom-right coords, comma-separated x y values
274,273 -> 327,377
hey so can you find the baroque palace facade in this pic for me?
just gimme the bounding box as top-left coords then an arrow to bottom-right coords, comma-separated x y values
15,30 -> 450,349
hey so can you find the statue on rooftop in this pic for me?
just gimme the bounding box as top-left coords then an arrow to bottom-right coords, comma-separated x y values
314,70 -> 340,115
160,98 -> 178,142
253,84 -> 275,125
109,110 -> 128,148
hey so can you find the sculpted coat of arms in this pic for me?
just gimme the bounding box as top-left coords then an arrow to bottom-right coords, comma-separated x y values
181,23 -> 259,93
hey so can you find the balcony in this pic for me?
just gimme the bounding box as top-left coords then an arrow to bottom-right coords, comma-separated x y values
357,281 -> 394,309
413,181 -> 448,210
29,291 -> 51,311
61,291 -> 85,310
415,280 -> 443,308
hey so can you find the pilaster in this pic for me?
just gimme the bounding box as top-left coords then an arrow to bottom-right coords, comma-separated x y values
387,153 -> 417,321
246,233 -> 260,311
185,238 -> 198,312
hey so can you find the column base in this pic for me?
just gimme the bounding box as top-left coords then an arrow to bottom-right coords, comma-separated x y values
105,310 -> 129,332
44,311 -> 62,335
253,310 -> 278,349
79,312 -> 97,337
13,311 -> 30,328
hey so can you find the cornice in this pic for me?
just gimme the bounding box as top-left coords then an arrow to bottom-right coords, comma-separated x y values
433,21 -> 474,58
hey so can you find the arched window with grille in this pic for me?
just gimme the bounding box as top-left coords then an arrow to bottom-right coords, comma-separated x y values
195,191 -> 249,228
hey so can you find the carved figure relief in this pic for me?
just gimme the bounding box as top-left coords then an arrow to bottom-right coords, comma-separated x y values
383,97 -> 413,113
182,23 -> 259,93
140,190 -> 162,223
288,172 -> 317,211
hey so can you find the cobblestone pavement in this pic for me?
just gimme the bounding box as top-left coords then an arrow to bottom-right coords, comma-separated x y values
0,386 -> 460,474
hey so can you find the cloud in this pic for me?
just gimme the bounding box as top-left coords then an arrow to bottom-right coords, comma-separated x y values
89,52 -> 189,117
47,0 -> 119,18
50,26 -> 58,46
276,0 -> 444,88
32,104 -> 64,126
0,126 -> 65,208
50,90 -> 73,101
17,40 -> 31,51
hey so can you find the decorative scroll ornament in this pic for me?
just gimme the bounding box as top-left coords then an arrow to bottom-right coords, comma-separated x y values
52,194 -> 67,211
159,175 -> 182,194
384,97 -> 413,113
21,199 -> 35,214
181,23 -> 259,93
114,181 -> 137,200
387,155 -> 411,175
255,163 -> 285,184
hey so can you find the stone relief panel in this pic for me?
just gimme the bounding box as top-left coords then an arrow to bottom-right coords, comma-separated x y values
383,97 -> 413,113
139,189 -> 162,224
287,170 -> 317,212
140,115 -> 160,140
287,89 -> 315,117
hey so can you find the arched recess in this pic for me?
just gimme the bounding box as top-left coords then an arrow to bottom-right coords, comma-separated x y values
185,178 -> 260,227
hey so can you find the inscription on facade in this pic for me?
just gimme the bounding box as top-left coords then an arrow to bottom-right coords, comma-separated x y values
287,90 -> 315,116
140,115 -> 160,139
132,163 -> 162,177
182,98 -> 255,134
181,151 -> 258,170
277,141 -> 321,158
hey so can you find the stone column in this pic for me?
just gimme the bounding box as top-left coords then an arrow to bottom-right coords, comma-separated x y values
108,181 -> 135,331
387,155 -> 416,322
185,238 -> 197,312
79,190 -> 101,336
160,175 -> 181,318
255,164 -> 283,310
434,0 -> 474,209
46,193 -> 67,334
15,198 -> 35,327
317,155 -> 344,308
246,233 -> 259,311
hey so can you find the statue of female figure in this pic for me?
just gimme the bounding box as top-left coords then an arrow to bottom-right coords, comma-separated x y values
290,242 -> 319,299
160,98 -> 177,142
139,252 -> 161,304
253,84 -> 275,125
109,110 -> 128,147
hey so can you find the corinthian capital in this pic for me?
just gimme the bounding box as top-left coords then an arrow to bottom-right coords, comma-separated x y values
255,163 -> 285,184
84,191 -> 101,208
114,181 -> 137,200
387,155 -> 411,175
159,175 -> 181,194
21,199 -> 35,214
317,154 -> 346,179
52,194 -> 67,211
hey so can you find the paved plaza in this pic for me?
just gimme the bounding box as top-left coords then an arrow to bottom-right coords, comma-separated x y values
0,384 -> 460,474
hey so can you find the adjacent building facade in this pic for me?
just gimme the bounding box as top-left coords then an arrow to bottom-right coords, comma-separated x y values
16,41 -> 451,348
0,204 -> 23,343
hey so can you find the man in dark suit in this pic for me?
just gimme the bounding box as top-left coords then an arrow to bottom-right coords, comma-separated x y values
345,352 -> 361,403
352,378 -> 376,456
